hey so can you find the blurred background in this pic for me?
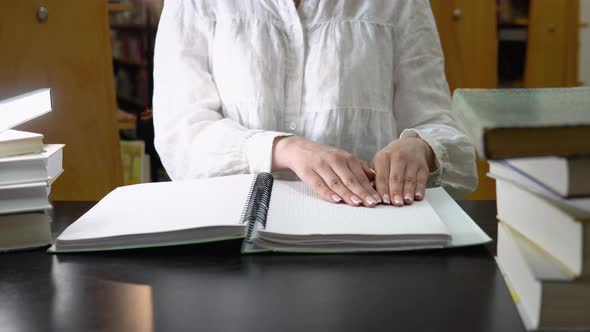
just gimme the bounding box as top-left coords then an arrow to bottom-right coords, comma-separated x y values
0,0 -> 587,201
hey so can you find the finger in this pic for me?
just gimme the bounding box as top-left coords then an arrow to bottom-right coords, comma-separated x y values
402,163 -> 420,205
315,166 -> 359,207
360,160 -> 376,181
349,161 -> 381,205
332,162 -> 376,207
299,170 -> 341,204
372,156 -> 391,204
389,161 -> 406,207
414,167 -> 429,201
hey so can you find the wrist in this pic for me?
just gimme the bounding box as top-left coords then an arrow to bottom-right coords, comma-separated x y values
271,135 -> 298,171
418,138 -> 437,172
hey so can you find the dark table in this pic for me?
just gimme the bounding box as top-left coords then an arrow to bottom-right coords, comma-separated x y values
0,201 -> 525,332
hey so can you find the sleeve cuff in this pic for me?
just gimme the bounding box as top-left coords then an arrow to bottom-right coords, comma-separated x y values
400,128 -> 445,187
246,131 -> 294,174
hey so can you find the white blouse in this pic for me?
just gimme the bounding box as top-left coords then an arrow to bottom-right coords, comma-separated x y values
153,0 -> 478,197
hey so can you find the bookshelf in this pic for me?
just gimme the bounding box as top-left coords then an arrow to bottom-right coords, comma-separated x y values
108,0 -> 165,182
108,3 -> 133,13
117,116 -> 137,131
497,0 -> 580,89
117,95 -> 146,108
497,0 -> 530,88
113,56 -> 147,67
111,22 -> 149,30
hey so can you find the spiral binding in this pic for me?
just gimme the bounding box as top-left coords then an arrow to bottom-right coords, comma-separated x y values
241,173 -> 274,242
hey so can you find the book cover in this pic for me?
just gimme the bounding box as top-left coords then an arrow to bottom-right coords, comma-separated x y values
453,87 -> 590,159
0,89 -> 52,133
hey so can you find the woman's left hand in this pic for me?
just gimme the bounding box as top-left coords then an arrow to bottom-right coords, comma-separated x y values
371,137 -> 437,207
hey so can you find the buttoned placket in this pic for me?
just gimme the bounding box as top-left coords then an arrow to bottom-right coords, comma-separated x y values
281,0 -> 306,135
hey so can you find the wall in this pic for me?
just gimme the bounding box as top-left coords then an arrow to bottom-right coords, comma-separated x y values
581,0 -> 590,85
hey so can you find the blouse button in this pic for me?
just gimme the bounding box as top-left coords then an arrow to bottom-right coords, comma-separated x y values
289,122 -> 297,131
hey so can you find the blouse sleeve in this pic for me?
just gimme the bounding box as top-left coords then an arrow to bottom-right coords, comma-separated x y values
152,0 -> 290,180
392,0 -> 478,198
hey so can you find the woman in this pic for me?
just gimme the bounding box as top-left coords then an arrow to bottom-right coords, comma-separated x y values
153,0 -> 478,207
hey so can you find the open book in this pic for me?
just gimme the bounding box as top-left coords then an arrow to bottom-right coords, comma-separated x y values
50,173 -> 490,253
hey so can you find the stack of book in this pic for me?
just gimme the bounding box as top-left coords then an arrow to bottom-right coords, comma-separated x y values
0,89 -> 64,252
454,87 -> 590,331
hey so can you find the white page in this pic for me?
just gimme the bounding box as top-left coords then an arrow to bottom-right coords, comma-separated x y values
0,144 -> 63,186
263,181 -> 449,236
488,162 -> 590,218
426,187 -> 492,247
0,129 -> 43,142
498,223 -> 571,281
0,181 -> 51,214
0,144 -> 63,163
57,174 -> 256,241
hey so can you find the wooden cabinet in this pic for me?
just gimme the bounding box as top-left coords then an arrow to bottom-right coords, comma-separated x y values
430,0 -> 499,91
525,0 -> 580,87
430,0 -> 498,200
0,0 -> 123,200
432,0 -> 581,91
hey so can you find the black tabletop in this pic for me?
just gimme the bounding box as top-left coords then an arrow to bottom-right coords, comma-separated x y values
0,201 -> 525,332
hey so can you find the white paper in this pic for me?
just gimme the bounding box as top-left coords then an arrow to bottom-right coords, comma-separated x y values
488,161 -> 590,218
0,144 -> 63,163
264,181 -> 450,237
57,174 -> 256,241
0,181 -> 51,214
0,129 -> 43,142
427,187 -> 492,247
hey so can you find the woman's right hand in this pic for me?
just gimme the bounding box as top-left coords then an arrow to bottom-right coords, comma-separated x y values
272,136 -> 381,207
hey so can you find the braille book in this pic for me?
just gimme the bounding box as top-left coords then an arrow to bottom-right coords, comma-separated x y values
50,173 -> 490,253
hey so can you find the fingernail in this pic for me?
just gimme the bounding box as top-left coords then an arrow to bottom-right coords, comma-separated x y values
415,192 -> 423,200
366,196 -> 378,206
372,194 -> 382,203
383,194 -> 391,204
351,196 -> 363,205
369,168 -> 376,174
404,193 -> 413,204
331,194 -> 342,203
394,195 -> 404,206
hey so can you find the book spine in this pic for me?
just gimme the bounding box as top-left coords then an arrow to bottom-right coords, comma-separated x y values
241,173 -> 274,244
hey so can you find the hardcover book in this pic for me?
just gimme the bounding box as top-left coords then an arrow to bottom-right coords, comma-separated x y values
453,87 -> 590,159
